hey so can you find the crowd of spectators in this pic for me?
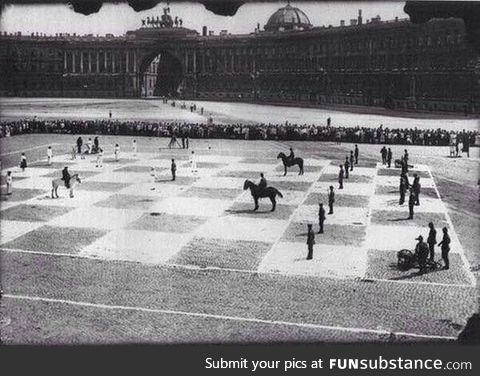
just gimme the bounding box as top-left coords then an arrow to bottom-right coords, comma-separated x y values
0,118 -> 477,146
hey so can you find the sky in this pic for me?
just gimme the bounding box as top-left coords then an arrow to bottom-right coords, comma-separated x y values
0,1 -> 407,36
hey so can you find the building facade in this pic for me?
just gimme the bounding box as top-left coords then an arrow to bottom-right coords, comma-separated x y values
0,4 -> 479,114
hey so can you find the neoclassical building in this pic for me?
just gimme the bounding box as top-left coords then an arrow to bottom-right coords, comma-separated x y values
0,3 -> 479,114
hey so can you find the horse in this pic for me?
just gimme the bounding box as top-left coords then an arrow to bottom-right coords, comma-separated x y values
277,152 -> 304,176
51,174 -> 81,199
243,180 -> 283,212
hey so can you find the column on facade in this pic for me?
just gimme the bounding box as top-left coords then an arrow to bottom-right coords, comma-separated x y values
88,51 -> 92,73
231,53 -> 235,73
133,51 -> 137,73
185,50 -> 189,74
72,51 -> 76,73
104,51 -> 108,72
80,51 -> 84,73
96,51 -> 100,73
112,53 -> 115,73
126,51 -> 129,73
64,51 -> 67,72
193,49 -> 197,74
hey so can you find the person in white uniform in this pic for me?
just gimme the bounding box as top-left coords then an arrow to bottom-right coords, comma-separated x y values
47,146 -> 53,165
190,150 -> 197,173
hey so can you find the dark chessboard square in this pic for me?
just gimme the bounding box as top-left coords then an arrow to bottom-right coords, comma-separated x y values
318,173 -> 372,183
282,222 -> 365,247
365,249 -> 471,286
375,185 -> 439,199
75,181 -> 131,192
40,170 -> 101,179
102,158 -> 138,164
30,161 -> 75,169
179,187 -> 242,200
155,154 -> 189,161
0,204 -> 73,222
226,201 -> 295,220
303,192 -> 370,207
0,188 -> 46,202
377,169 -> 430,178
275,165 -> 323,173
239,158 -> 279,164
268,180 -> 312,192
216,170 -> 261,179
127,213 -> 207,233
1,225 -> 108,254
353,160 -> 378,168
154,175 -> 198,185
94,194 -> 160,210
181,162 -> 228,169
171,236 -> 272,270
114,165 -> 156,173
370,210 -> 448,227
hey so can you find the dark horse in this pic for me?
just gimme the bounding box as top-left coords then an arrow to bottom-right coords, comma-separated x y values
243,180 -> 283,212
277,152 -> 304,176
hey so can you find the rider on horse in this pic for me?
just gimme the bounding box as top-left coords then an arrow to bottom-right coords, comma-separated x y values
287,148 -> 295,166
62,166 -> 71,189
258,173 -> 267,194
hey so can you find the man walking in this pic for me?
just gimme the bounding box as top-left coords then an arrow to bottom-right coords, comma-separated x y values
381,146 -> 387,165
47,146 -> 53,165
318,203 -> 326,234
132,139 -> 137,156
349,150 -> 354,171
306,224 -> 315,260
438,227 -> 451,270
354,144 -> 359,164
414,235 -> 429,274
171,158 -> 176,181
427,222 -> 437,261
76,136 -> 83,154
408,188 -> 415,219
387,148 -> 392,168
344,157 -> 350,179
328,186 -> 335,215
399,172 -> 409,205
338,165 -> 344,189
5,171 -> 13,195
114,144 -> 120,162
412,174 -> 421,206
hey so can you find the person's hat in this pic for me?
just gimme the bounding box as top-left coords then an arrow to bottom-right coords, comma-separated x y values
307,224 -> 312,227
415,235 -> 423,240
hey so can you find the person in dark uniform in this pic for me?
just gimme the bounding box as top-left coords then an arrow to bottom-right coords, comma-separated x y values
438,227 -> 451,269
93,136 -> 99,153
399,173 -> 408,205
414,235 -> 429,274
354,145 -> 359,164
287,148 -> 295,166
258,172 -> 267,195
408,188 -> 415,219
381,146 -> 387,165
427,222 -> 437,261
327,117 -> 331,126
318,203 -> 326,234
403,150 -> 409,173
412,174 -> 421,206
328,186 -> 335,214
349,151 -> 354,171
62,166 -> 71,189
344,157 -> 350,179
76,136 -> 83,154
338,165 -> 344,189
387,148 -> 392,168
306,224 -> 315,260
171,158 -> 176,181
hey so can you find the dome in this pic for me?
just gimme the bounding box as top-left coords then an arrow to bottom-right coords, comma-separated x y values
264,3 -> 312,32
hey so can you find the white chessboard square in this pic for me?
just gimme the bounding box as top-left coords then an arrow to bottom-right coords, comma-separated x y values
48,206 -> 144,230
376,163 -> 431,172
293,205 -> 368,225
222,163 -> 278,172
370,195 -> 445,213
375,175 -> 435,188
322,165 -> 375,176
13,177 -> 53,190
9,167 -> 53,178
197,155 -> 243,164
150,197 -> 232,217
26,190 -> 113,208
192,176 -> 246,189
0,220 -> 43,245
172,167 -> 220,178
365,225 -> 462,253
118,182 -> 189,197
311,182 -> 375,196
269,172 -> 320,183
79,229 -> 192,264
196,216 -> 287,242
258,241 -> 366,278
302,158 -> 330,167
88,171 -> 151,184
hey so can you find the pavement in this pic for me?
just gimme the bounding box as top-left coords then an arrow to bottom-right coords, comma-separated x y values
0,136 -> 477,344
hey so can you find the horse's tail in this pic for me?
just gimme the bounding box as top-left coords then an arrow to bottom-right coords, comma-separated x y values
298,158 -> 304,169
275,188 -> 283,198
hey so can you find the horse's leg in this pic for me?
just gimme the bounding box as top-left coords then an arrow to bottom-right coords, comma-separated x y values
270,196 -> 276,211
284,164 -> 287,176
51,185 -> 55,199
55,186 -> 59,198
254,197 -> 259,211
69,188 -> 74,198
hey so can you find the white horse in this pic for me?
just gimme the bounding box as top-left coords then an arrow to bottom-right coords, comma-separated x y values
51,173 -> 81,198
